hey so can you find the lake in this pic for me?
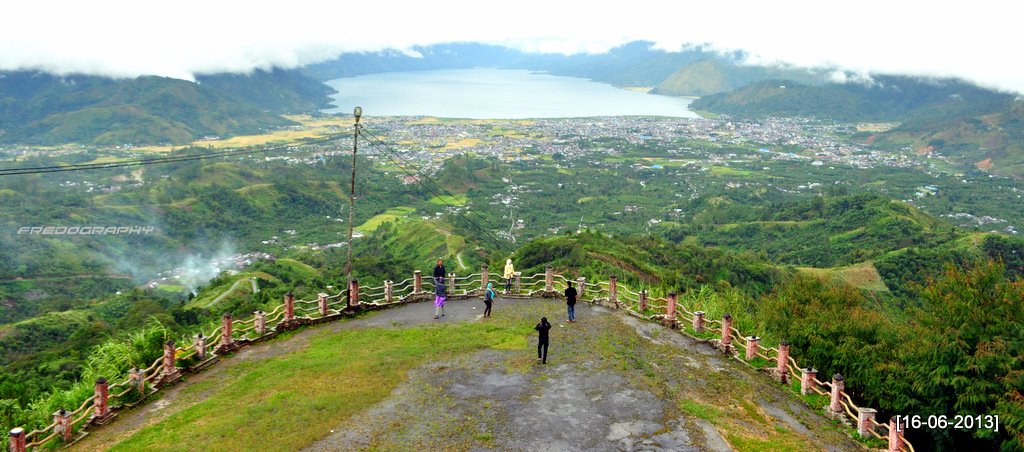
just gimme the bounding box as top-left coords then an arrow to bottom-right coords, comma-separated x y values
323,68 -> 697,119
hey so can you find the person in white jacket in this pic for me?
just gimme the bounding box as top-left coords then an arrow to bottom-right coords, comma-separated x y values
503,258 -> 515,294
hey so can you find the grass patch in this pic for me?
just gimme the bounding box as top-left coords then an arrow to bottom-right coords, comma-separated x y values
110,321 -> 527,451
428,194 -> 467,206
709,166 -> 754,176
355,206 -> 415,233
679,399 -> 723,421
796,262 -> 889,292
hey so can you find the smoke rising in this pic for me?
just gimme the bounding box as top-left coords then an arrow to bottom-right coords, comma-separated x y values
112,239 -> 240,296
176,242 -> 239,296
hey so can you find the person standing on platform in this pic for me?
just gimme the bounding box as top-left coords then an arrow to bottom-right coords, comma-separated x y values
534,317 -> 551,364
503,258 -> 515,294
483,282 -> 495,318
433,258 -> 446,284
434,276 -> 446,319
565,280 -> 578,322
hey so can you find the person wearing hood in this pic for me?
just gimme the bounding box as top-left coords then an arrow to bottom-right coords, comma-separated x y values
483,282 -> 495,318
502,258 -> 515,294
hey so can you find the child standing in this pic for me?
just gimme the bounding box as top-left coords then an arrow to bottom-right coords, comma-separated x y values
434,277 -> 446,319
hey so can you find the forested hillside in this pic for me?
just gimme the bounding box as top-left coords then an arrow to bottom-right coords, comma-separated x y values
0,69 -> 333,145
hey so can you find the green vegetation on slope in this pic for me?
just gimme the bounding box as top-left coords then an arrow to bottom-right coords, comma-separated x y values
0,69 -> 333,145
653,59 -> 823,97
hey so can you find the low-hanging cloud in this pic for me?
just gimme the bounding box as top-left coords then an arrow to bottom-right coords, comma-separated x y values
2,0 -> 1021,93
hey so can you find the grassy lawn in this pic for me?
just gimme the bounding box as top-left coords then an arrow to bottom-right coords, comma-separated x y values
709,165 -> 754,176
797,261 -> 889,292
355,206 -> 416,233
427,194 -> 467,206
110,320 -> 527,451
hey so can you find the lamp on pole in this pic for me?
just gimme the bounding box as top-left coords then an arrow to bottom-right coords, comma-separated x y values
346,106 -> 362,300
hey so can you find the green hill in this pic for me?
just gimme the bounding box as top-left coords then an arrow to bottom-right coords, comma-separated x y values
0,69 -> 333,145
874,99 -> 1024,178
690,76 -> 1012,122
653,59 -> 823,97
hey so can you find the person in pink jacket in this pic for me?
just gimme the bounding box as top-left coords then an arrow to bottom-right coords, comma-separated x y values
434,276 -> 446,319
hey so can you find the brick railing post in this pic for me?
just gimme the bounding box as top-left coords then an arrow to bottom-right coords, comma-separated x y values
693,311 -> 705,333
720,314 -> 733,353
514,272 -> 521,293
129,367 -> 145,395
800,367 -> 818,395
254,311 -> 266,335
664,292 -> 677,327
220,314 -> 233,349
413,271 -> 423,294
609,275 -> 618,305
775,340 -> 790,384
194,333 -> 207,360
639,290 -> 648,311
53,408 -> 71,442
577,277 -> 586,300
745,336 -> 760,360
318,293 -> 329,316
829,374 -> 845,417
92,377 -> 110,421
349,279 -> 360,307
447,273 -> 455,296
481,264 -> 489,292
887,418 -> 904,452
858,407 -> 877,437
9,427 -> 26,452
385,280 -> 394,303
160,339 -> 180,383
545,266 -> 554,291
284,292 -> 295,322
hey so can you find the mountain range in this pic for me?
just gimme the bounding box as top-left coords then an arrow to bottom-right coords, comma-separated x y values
2,41 -> 1023,178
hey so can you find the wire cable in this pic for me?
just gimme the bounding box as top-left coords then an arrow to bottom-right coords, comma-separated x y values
358,128 -> 512,251
358,127 -> 510,237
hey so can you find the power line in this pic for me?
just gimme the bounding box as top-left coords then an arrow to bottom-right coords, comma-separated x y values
358,128 -> 512,252
0,132 -> 350,176
358,127 -> 510,237
357,127 -> 510,244
365,136 -> 511,252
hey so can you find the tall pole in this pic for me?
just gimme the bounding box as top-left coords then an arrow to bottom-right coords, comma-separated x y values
347,106 -> 362,295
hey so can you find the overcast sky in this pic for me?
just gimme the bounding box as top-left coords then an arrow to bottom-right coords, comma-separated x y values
3,0 -> 1022,93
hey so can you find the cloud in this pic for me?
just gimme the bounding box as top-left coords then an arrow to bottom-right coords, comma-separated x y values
2,0 -> 1021,92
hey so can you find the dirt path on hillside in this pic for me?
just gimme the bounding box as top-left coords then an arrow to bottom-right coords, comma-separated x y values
76,299 -> 863,451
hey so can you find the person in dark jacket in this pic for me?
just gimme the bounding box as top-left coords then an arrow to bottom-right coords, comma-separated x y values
565,280 -> 578,322
433,258 -> 446,282
535,317 -> 551,364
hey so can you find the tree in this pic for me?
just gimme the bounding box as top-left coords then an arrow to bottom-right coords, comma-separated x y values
904,261 -> 1024,450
